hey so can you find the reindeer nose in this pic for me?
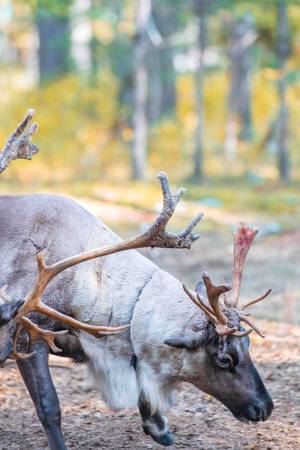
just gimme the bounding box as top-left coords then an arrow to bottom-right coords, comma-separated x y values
245,396 -> 274,422
262,396 -> 274,421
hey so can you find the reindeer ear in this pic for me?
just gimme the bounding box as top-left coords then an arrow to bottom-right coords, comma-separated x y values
0,300 -> 24,326
164,329 -> 207,350
195,280 -> 207,299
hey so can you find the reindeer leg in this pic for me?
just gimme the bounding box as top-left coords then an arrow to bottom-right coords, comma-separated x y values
138,394 -> 174,446
17,341 -> 67,450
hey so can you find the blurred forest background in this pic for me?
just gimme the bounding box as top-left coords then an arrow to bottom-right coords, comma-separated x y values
0,0 -> 300,233
1,4 -> 300,448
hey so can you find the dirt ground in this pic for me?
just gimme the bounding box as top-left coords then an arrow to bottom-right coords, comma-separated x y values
0,319 -> 300,450
0,201 -> 300,449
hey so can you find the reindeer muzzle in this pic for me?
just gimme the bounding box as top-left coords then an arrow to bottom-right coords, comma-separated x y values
232,395 -> 274,423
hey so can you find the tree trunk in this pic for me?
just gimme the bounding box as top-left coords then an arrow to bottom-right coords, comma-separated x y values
193,0 -> 208,180
277,72 -> 290,182
36,3 -> 71,84
89,32 -> 101,87
152,1 -> 177,118
225,14 -> 256,160
148,46 -> 162,123
276,0 -> 291,182
131,0 -> 151,180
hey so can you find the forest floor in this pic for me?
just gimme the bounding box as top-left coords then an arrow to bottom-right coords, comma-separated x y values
0,318 -> 300,450
0,195 -> 299,449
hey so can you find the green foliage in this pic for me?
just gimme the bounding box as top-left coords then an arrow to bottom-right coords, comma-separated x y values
20,0 -> 72,17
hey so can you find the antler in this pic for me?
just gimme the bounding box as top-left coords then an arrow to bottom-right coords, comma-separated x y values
0,109 -> 39,174
12,319 -> 69,360
183,223 -> 271,339
228,223 -> 272,309
229,223 -> 258,307
183,274 -> 251,338
11,172 -> 203,358
241,289 -> 272,311
202,273 -> 229,326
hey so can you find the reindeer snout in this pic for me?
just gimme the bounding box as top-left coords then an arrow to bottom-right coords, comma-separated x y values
237,396 -> 274,423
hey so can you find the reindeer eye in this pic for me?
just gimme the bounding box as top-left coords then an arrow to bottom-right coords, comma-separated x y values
215,354 -> 234,370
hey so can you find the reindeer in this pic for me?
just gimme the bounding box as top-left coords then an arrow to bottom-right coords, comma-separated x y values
0,111 -> 273,449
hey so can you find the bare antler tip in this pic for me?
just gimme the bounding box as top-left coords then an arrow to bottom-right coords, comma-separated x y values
182,283 -> 193,297
157,171 -> 167,180
237,222 -> 258,234
197,212 -> 204,222
27,108 -> 35,117
190,233 -> 200,242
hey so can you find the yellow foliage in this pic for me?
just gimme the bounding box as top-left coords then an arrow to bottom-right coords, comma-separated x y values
0,71 -> 129,182
92,20 -> 114,45
175,69 -> 300,179
149,120 -> 187,178
252,71 -> 277,132
1,64 -> 300,184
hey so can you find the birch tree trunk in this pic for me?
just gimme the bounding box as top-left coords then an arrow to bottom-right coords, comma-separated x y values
193,0 -> 208,180
225,14 -> 256,161
276,0 -> 291,182
36,3 -> 71,84
151,1 -> 177,119
89,0 -> 101,88
131,0 -> 151,180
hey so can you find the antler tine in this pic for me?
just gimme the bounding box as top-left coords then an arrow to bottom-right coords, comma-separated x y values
183,279 -> 237,338
154,172 -> 203,248
182,284 -> 217,324
230,223 -> 258,307
201,273 -> 239,337
241,289 -> 272,311
202,272 -> 231,326
20,317 -> 69,353
12,323 -> 36,360
157,171 -> 185,211
179,213 -> 203,242
0,109 -> 39,174
239,315 -> 265,338
232,328 -> 253,338
11,318 -> 68,360
15,258 -> 130,338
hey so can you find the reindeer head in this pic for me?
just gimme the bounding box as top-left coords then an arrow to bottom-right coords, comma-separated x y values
165,223 -> 273,423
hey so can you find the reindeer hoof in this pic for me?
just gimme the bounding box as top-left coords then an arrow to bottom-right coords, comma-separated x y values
143,426 -> 174,446
154,431 -> 174,446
